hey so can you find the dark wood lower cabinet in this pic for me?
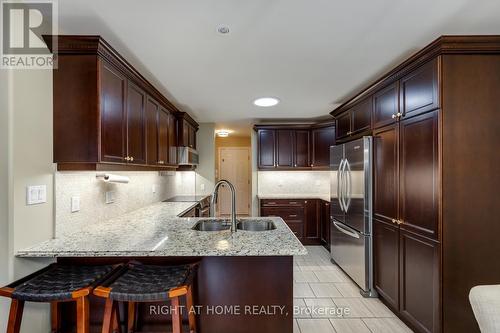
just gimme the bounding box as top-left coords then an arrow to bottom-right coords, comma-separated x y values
399,231 -> 440,333
373,219 -> 400,311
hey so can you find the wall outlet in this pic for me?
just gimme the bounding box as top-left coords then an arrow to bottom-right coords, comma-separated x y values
152,184 -> 157,194
105,191 -> 115,204
200,183 -> 205,191
71,196 -> 80,212
26,185 -> 47,205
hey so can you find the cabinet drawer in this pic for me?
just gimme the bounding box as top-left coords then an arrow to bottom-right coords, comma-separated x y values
286,223 -> 304,239
261,207 -> 304,222
261,199 -> 306,207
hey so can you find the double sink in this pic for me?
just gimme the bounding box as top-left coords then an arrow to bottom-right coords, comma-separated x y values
192,219 -> 276,232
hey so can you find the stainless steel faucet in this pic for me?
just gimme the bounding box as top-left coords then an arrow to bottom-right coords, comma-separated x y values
210,180 -> 237,232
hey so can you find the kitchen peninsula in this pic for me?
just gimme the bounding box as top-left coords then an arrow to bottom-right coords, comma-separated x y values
17,202 -> 306,333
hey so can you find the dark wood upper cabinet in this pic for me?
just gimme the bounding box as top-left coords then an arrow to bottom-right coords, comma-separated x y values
257,129 -> 276,169
373,219 -> 400,311
126,82 -> 147,165
145,97 -> 159,165
167,112 -> 177,164
336,97 -> 372,140
100,62 -> 126,163
46,35 -> 198,171
276,130 -> 294,167
401,59 -> 439,119
373,82 -> 399,129
336,112 -> 351,139
158,108 -> 170,165
399,231 -> 440,333
176,112 -> 198,150
373,124 -> 398,225
311,125 -> 335,168
399,110 -> 439,240
294,130 -> 310,168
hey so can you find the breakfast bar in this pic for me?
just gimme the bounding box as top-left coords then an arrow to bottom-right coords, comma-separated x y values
16,202 -> 307,333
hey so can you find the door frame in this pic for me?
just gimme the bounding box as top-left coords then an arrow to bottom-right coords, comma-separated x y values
217,146 -> 251,216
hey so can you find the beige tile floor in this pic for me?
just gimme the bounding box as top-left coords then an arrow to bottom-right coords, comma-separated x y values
293,246 -> 413,333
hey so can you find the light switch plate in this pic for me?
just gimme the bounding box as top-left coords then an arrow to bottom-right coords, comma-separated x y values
105,191 -> 115,204
71,196 -> 80,212
26,185 -> 47,205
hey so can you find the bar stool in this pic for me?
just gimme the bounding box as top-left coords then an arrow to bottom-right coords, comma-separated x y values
94,263 -> 198,333
0,263 -> 116,333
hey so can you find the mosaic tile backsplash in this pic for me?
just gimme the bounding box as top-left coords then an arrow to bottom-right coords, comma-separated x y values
55,171 -> 197,238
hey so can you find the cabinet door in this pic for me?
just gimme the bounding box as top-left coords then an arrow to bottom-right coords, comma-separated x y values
294,130 -> 310,168
373,219 -> 400,310
145,97 -> 159,165
158,109 -> 170,165
320,201 -> 331,250
312,126 -> 335,168
401,59 -> 439,119
399,111 -> 439,240
336,112 -> 351,139
126,82 -> 146,164
304,200 -> 320,244
181,120 -> 190,147
188,124 -> 196,149
100,63 -> 126,163
399,231 -> 440,333
373,124 -> 399,225
351,97 -> 372,134
257,129 -> 276,169
167,112 -> 177,165
276,130 -> 294,168
373,82 -> 399,129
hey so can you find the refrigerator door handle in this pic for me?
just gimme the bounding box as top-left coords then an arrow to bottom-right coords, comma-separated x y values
341,157 -> 348,212
333,221 -> 360,239
345,158 -> 352,211
337,158 -> 345,212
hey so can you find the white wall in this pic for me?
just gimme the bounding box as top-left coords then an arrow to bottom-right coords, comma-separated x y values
0,68 -> 11,332
195,123 -> 216,195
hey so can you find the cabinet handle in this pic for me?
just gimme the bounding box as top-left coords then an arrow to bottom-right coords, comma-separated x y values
391,219 -> 397,224
289,214 -> 298,218
289,201 -> 297,204
267,202 -> 276,205
347,131 -> 352,135
130,157 -> 134,162
397,219 -> 404,225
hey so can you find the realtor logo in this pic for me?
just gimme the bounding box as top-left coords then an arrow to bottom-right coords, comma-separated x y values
1,0 -> 57,69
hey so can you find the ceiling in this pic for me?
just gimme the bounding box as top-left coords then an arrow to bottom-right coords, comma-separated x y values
57,0 -> 500,135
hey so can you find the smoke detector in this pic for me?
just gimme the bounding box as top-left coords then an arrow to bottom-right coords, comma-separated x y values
216,25 -> 230,35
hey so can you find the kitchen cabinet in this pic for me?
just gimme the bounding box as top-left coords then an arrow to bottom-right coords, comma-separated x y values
125,82 -> 147,165
329,36 -> 500,333
320,200 -> 330,251
157,108 -> 170,165
373,82 -> 399,129
373,219 -> 400,311
276,130 -> 294,167
46,35 -> 198,171
100,63 -> 127,164
294,130 -> 310,168
336,97 -> 372,140
260,199 -> 322,245
311,125 -> 335,168
257,129 -> 276,169
176,112 -> 198,150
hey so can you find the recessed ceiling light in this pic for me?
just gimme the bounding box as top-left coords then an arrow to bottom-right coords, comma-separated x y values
216,130 -> 231,137
216,25 -> 230,34
253,97 -> 280,107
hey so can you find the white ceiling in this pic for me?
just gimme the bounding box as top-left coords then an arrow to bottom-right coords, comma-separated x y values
57,0 -> 500,135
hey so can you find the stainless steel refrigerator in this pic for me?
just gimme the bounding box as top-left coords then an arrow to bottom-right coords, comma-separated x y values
330,136 -> 376,297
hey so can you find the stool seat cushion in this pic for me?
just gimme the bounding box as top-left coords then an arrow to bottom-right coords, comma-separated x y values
12,265 -> 114,302
109,264 -> 192,302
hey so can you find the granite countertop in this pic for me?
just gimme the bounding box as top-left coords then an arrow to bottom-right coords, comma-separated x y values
257,194 -> 331,202
17,202 -> 307,258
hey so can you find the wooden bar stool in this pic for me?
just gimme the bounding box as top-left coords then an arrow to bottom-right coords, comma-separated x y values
0,264 -> 116,333
94,263 -> 198,333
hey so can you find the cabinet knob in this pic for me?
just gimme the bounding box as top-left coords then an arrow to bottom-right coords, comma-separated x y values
130,157 -> 134,162
391,219 -> 397,224
294,164 -> 297,167
396,112 -> 402,118
311,164 -> 314,167
125,156 -> 130,161
391,114 -> 396,119
347,131 -> 352,135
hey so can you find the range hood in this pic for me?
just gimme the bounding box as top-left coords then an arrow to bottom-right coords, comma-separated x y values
177,146 -> 199,165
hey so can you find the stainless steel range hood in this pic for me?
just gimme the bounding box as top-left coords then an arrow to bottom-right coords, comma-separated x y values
177,146 -> 199,165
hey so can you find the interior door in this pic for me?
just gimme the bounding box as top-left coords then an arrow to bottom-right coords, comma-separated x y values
219,148 -> 250,216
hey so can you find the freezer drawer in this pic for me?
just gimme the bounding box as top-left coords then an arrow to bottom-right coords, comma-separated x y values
331,220 -> 368,292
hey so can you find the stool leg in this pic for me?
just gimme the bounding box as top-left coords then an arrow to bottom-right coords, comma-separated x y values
76,297 -> 90,333
7,299 -> 24,333
112,302 -> 122,333
102,298 -> 114,333
51,302 -> 60,333
171,297 -> 183,333
186,286 -> 196,333
127,302 -> 136,333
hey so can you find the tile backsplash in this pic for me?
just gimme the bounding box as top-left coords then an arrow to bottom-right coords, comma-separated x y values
55,171 -> 197,238
257,171 -> 330,197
